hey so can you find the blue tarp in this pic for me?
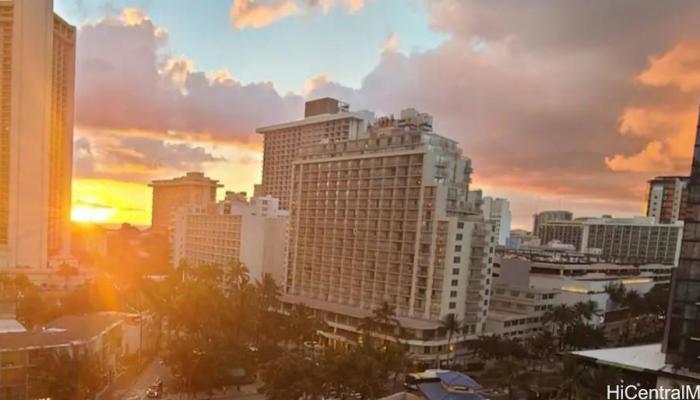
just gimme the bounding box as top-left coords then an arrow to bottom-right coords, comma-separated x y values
417,382 -> 484,400
434,371 -> 483,390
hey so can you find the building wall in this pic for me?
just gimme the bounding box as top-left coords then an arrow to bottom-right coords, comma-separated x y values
646,176 -> 688,224
149,172 -> 221,232
482,197 -> 511,245
533,210 -> 573,236
538,217 -> 683,265
0,0 -> 74,269
285,131 -> 493,351
257,104 -> 368,210
172,196 -> 288,282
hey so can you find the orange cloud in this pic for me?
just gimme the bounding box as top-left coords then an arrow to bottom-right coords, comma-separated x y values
637,41 -> 700,92
606,40 -> 700,173
230,0 -> 299,30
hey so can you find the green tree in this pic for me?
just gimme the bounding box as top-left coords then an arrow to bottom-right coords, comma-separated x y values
35,349 -> 104,400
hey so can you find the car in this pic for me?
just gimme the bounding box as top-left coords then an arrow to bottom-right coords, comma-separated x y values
145,381 -> 163,398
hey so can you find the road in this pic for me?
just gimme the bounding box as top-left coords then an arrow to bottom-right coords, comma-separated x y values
114,358 -> 171,400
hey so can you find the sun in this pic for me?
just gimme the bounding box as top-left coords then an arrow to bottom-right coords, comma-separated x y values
71,205 -> 116,223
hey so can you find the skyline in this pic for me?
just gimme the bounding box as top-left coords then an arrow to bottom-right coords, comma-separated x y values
57,0 -> 700,229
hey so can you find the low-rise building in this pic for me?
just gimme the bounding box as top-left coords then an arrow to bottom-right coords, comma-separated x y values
486,284 -> 559,338
497,248 -> 673,325
0,312 -> 134,399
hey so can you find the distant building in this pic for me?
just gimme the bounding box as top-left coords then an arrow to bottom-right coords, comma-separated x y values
481,197 -> 511,246
282,111 -> 494,361
256,98 -> 371,209
497,248 -> 674,325
505,229 -> 540,249
532,210 -> 573,238
149,172 -> 223,233
537,216 -> 683,265
646,176 -> 688,224
172,192 -> 288,282
0,0 -> 76,269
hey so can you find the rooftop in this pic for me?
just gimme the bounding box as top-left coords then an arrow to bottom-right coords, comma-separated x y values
0,312 -> 130,352
570,343 -> 700,383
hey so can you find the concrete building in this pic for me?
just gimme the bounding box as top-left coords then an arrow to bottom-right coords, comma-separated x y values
646,176 -> 688,224
0,0 -> 75,269
537,216 -> 683,265
256,98 -> 371,210
485,284 -> 559,338
505,229 -> 540,249
532,210 -> 573,238
172,192 -> 288,282
0,312 -> 133,399
148,172 -> 223,233
283,114 -> 495,360
497,249 -> 673,325
481,197 -> 511,246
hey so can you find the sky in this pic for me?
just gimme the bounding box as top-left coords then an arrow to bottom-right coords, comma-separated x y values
57,0 -> 700,229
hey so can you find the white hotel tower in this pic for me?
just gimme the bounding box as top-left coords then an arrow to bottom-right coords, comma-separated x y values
260,102 -> 495,360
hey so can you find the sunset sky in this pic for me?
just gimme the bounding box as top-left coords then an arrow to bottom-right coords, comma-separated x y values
56,0 -> 700,229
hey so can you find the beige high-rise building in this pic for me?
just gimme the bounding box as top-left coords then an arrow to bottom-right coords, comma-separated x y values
256,98 -> 371,209
0,0 -> 75,269
283,116 -> 494,361
148,172 -> 222,233
171,192 -> 289,281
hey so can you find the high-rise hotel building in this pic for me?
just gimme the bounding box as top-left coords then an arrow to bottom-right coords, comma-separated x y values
0,0 -> 75,269
265,103 -> 495,359
646,176 -> 689,224
256,98 -> 370,210
664,107 -> 700,369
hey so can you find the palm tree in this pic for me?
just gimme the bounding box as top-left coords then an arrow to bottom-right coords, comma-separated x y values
256,273 -> 281,310
226,260 -> 250,290
439,313 -> 461,367
572,300 -> 600,324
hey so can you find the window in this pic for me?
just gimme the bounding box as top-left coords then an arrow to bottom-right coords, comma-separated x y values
455,245 -> 462,252
450,290 -> 457,297
457,222 -> 464,229
449,302 -> 456,309
453,256 -> 461,263
451,280 -> 458,286
456,234 -> 463,241
452,268 -> 459,275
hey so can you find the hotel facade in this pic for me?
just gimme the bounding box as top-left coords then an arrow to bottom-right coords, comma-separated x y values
0,0 -> 75,269
263,102 -> 495,359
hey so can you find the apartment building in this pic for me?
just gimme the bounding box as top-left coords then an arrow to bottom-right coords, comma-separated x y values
481,197 -> 511,246
172,192 -> 288,281
532,210 -> 573,238
646,176 -> 688,224
0,0 -> 75,269
283,121 -> 494,359
537,216 -> 683,265
256,98 -> 371,209
149,172 -> 223,233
